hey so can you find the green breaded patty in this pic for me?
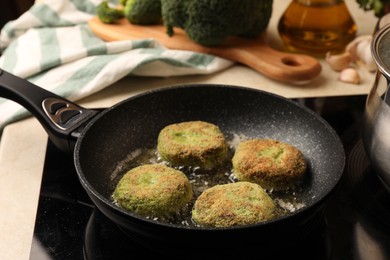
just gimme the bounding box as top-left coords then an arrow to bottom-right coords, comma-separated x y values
113,164 -> 193,218
157,121 -> 228,169
232,139 -> 307,190
192,181 -> 276,227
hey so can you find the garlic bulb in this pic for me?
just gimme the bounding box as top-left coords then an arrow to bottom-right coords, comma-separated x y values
346,35 -> 376,72
355,39 -> 376,72
338,68 -> 360,84
346,35 -> 372,62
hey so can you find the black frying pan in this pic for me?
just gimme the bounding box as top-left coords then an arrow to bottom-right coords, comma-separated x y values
0,69 -> 345,254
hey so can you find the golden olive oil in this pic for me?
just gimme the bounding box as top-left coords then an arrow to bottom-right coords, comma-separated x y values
278,0 -> 357,56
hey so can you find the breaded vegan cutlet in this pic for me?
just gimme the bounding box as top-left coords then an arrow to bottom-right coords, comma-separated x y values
192,181 -> 276,227
113,164 -> 193,218
232,138 -> 307,190
157,121 -> 228,169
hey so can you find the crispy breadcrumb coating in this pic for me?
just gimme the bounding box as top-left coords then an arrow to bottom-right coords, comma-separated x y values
192,181 -> 276,227
232,139 -> 307,190
113,164 -> 193,218
157,121 -> 228,169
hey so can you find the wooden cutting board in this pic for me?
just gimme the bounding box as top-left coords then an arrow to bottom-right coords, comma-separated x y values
88,17 -> 322,84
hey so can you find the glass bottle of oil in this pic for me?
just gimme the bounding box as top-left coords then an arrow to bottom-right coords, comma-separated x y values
278,0 -> 357,56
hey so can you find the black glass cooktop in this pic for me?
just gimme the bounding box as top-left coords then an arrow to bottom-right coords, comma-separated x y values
29,137 -> 390,260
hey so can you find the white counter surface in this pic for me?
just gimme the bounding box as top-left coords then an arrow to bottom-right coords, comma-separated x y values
0,1 -> 379,259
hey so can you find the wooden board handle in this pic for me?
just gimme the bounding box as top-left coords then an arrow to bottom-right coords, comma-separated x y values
208,38 -> 322,84
88,17 -> 322,84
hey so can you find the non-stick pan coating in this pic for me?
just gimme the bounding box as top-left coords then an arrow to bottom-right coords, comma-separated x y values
75,84 -> 344,248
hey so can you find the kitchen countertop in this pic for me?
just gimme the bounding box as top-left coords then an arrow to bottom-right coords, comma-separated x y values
0,1 -> 379,259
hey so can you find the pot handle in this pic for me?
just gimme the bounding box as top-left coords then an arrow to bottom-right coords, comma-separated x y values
0,69 -> 98,153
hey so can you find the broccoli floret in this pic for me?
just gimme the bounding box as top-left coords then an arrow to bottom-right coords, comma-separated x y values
97,0 -> 124,24
161,0 -> 273,46
124,0 -> 162,25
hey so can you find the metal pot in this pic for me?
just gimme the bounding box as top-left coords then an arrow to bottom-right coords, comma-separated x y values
363,21 -> 390,191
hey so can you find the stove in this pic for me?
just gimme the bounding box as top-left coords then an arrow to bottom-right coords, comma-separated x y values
29,124 -> 390,260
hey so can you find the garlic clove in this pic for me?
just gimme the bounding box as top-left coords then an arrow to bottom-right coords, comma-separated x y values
325,51 -> 352,72
338,68 -> 360,84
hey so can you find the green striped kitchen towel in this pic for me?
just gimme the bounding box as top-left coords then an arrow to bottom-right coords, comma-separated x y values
0,0 -> 233,133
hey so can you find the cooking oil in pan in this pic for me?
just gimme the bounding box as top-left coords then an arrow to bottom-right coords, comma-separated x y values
111,134 -> 308,227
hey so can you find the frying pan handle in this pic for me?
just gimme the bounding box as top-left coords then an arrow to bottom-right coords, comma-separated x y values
0,69 -> 98,153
